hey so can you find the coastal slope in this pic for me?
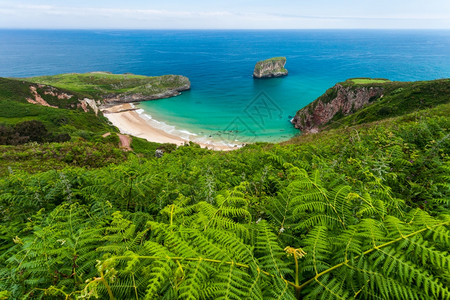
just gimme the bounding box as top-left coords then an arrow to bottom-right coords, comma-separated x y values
0,71 -> 192,135
0,77 -> 111,132
291,78 -> 450,133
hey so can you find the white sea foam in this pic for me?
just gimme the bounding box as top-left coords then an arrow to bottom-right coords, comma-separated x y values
138,112 -> 197,141
179,130 -> 197,136
136,107 -> 243,148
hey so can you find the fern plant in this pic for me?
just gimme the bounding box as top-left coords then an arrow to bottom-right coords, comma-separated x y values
1,118 -> 449,300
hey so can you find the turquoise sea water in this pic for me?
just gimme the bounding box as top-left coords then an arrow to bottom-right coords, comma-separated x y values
1,30 -> 450,144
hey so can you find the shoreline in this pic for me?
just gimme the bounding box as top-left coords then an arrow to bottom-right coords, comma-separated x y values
102,103 -> 242,151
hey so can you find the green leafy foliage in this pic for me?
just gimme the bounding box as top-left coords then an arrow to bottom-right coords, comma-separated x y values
0,82 -> 449,298
0,120 -> 71,145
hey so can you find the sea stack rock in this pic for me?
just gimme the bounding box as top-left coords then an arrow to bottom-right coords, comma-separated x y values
253,57 -> 288,79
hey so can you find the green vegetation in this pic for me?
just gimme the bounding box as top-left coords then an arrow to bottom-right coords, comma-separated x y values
334,78 -> 450,128
0,97 -> 449,299
0,120 -> 70,145
254,57 -> 287,72
0,77 -> 86,109
27,72 -> 190,99
0,77 -> 113,134
257,56 -> 286,63
0,138 -> 127,175
303,78 -> 450,131
349,78 -> 391,84
0,99 -> 112,133
0,76 -> 132,175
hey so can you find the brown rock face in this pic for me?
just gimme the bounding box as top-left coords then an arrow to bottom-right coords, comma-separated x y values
24,84 -> 101,114
291,84 -> 384,133
26,86 -> 58,108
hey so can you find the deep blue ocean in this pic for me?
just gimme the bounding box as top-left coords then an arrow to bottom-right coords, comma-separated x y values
1,30 -> 450,144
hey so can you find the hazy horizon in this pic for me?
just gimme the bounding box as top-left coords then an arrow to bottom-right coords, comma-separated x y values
1,0 -> 449,30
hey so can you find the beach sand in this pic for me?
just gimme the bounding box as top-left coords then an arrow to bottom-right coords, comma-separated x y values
102,103 -> 240,151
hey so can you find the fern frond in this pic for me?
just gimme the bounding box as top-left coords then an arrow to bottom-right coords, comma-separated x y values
254,220 -> 292,278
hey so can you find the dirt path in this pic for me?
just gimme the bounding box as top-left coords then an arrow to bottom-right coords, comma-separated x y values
118,134 -> 132,151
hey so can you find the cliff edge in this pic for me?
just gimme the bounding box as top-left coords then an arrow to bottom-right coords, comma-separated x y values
253,57 -> 288,78
291,78 -> 450,133
291,79 -> 387,133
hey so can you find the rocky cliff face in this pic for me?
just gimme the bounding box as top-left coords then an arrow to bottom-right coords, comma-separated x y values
291,83 -> 384,133
253,57 -> 288,78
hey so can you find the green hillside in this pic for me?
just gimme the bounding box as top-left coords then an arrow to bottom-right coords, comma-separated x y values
0,77 -> 449,299
336,78 -> 450,127
0,77 -> 109,127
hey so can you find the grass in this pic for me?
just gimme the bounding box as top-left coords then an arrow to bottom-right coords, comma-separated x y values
0,100 -> 114,133
0,138 -> 127,175
26,72 -> 190,99
254,57 -> 287,72
263,57 -> 286,62
349,78 -> 390,84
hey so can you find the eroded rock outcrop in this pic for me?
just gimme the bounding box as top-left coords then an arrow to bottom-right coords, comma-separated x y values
291,83 -> 384,133
79,98 -> 101,115
23,83 -> 101,115
26,86 -> 58,108
253,57 -> 288,78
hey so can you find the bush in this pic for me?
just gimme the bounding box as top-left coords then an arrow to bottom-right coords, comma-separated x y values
0,120 -> 50,145
50,133 -> 71,143
14,120 -> 48,143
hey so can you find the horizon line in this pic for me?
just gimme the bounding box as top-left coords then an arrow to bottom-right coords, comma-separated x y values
1,27 -> 450,31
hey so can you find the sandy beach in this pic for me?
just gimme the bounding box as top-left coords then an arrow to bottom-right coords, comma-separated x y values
102,103 -> 240,151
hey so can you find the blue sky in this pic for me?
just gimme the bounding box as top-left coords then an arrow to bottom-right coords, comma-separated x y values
0,0 -> 449,29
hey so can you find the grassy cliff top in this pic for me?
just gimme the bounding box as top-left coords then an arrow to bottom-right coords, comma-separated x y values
257,57 -> 286,63
26,72 -> 190,99
347,78 -> 391,85
255,57 -> 286,67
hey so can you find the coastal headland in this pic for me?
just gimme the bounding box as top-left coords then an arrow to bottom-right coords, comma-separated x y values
27,72 -> 191,106
291,78 -> 450,133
